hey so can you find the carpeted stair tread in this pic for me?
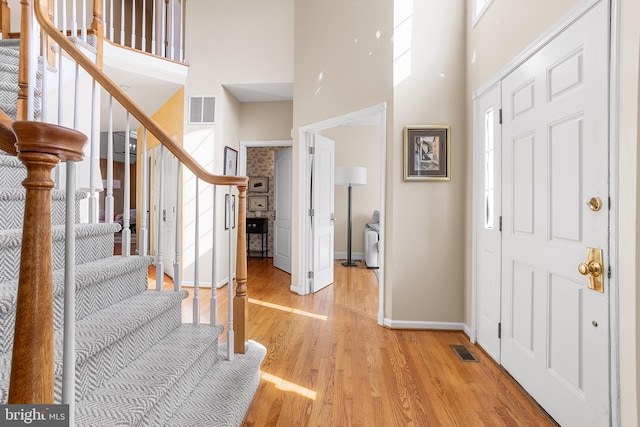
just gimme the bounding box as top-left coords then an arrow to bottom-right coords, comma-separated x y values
0,39 -> 21,48
76,324 -> 223,426
0,188 -> 86,230
74,290 -> 188,365
166,341 -> 267,427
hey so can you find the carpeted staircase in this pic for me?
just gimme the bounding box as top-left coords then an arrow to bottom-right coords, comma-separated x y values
0,39 -> 265,426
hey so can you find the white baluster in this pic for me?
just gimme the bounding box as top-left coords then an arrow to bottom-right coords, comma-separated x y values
210,185 -> 217,325
151,0 -> 156,55
155,145 -> 165,289
62,161 -> 76,426
173,162 -> 181,291
120,0 -> 125,46
72,0 -> 77,38
141,0 -> 147,52
168,0 -> 174,60
102,0 -> 107,37
88,79 -> 99,223
39,37 -> 47,122
193,178 -> 200,324
131,0 -> 136,48
109,0 -> 114,41
122,112 -> 132,256
140,128 -> 149,255
160,0 -> 166,57
227,185 -> 234,360
81,0 -> 87,41
61,0 -> 67,40
105,95 -> 114,223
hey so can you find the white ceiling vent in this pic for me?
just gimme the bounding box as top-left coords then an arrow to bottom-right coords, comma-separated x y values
189,96 -> 216,124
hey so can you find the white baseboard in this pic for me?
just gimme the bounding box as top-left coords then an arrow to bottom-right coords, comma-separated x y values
464,325 -> 476,342
383,318 -> 466,331
182,276 -> 232,289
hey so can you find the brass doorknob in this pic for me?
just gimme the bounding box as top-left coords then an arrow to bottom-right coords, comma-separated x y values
578,261 -> 602,277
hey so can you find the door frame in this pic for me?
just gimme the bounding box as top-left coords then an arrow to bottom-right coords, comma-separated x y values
298,103 -> 387,326
470,0 -> 620,424
238,140 -> 294,279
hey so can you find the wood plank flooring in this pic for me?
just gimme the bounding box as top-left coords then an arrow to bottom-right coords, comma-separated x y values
149,259 -> 558,426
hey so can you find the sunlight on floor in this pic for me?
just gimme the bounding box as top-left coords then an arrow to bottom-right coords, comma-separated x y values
248,298 -> 328,321
261,372 -> 317,400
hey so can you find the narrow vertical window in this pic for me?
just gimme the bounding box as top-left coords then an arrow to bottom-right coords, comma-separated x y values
484,108 -> 495,229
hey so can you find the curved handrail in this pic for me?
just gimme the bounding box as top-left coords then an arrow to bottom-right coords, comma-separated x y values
33,0 -> 247,188
0,110 -> 17,155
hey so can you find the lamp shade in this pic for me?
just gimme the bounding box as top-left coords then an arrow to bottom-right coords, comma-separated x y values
335,166 -> 367,186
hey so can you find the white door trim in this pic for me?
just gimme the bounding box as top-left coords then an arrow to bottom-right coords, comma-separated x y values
471,0 -> 619,424
298,102 -> 387,326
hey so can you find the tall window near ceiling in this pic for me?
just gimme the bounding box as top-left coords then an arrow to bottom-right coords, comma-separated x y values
472,0 -> 493,27
484,109 -> 495,229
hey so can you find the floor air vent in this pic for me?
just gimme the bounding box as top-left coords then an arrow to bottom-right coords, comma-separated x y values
450,344 -> 479,362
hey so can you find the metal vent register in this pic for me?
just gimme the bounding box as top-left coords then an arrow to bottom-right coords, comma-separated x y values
450,344 -> 479,362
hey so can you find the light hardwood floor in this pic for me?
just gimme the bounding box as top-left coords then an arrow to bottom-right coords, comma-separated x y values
150,259 -> 558,426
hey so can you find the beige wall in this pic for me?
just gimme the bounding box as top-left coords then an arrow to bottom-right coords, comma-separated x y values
388,0 -> 467,323
239,101 -> 293,141
323,126 -> 381,256
467,0 -> 640,422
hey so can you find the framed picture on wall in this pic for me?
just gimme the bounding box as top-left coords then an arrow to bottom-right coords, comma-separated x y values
403,125 -> 451,181
248,196 -> 268,212
248,176 -> 269,192
224,146 -> 238,176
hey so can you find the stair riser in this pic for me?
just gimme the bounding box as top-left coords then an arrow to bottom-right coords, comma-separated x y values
75,304 -> 183,401
0,163 -> 26,190
144,343 -> 218,426
0,263 -> 150,354
0,195 -> 80,231
0,229 -> 115,283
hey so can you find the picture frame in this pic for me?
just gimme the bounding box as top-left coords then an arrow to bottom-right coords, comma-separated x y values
248,176 -> 269,193
248,196 -> 268,212
225,194 -> 236,230
223,146 -> 238,176
403,125 -> 451,181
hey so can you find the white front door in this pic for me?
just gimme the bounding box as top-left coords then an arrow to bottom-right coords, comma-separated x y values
274,147 -> 292,273
311,134 -> 335,293
474,82 -> 502,363
500,2 -> 610,426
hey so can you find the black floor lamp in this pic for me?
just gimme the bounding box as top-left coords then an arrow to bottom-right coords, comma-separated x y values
335,166 -> 367,267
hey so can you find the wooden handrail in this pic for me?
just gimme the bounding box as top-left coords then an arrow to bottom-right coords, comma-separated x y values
33,0 -> 247,189
8,122 -> 86,403
0,110 -> 17,155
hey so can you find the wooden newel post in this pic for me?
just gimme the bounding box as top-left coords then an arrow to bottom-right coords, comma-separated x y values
91,0 -> 104,68
17,0 -> 31,121
234,184 -> 248,354
8,122 -> 86,404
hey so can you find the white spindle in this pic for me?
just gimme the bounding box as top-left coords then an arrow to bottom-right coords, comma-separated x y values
27,13 -> 36,121
62,161 -> 77,426
61,0 -> 67,39
151,0 -> 156,55
72,0 -> 77,38
227,185 -> 234,360
168,0 -> 174,60
103,0 -> 107,37
141,0 -> 147,52
122,112 -> 132,256
120,0 -> 125,46
81,0 -> 87,41
160,0 -> 166,57
155,145 -> 165,289
140,128 -> 149,255
109,0 -> 114,41
88,79 -> 98,223
173,162 -> 181,291
105,95 -> 114,223
193,178 -> 200,324
131,0 -> 136,48
39,39 -> 47,122
210,185 -> 217,325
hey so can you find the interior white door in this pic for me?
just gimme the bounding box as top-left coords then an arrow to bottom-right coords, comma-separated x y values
500,2 -> 610,426
474,82 -> 502,363
311,134 -> 335,293
274,147 -> 292,273
153,146 -> 178,279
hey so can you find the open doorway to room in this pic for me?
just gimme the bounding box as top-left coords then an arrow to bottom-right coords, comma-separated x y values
239,140 -> 294,281
298,103 -> 387,326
